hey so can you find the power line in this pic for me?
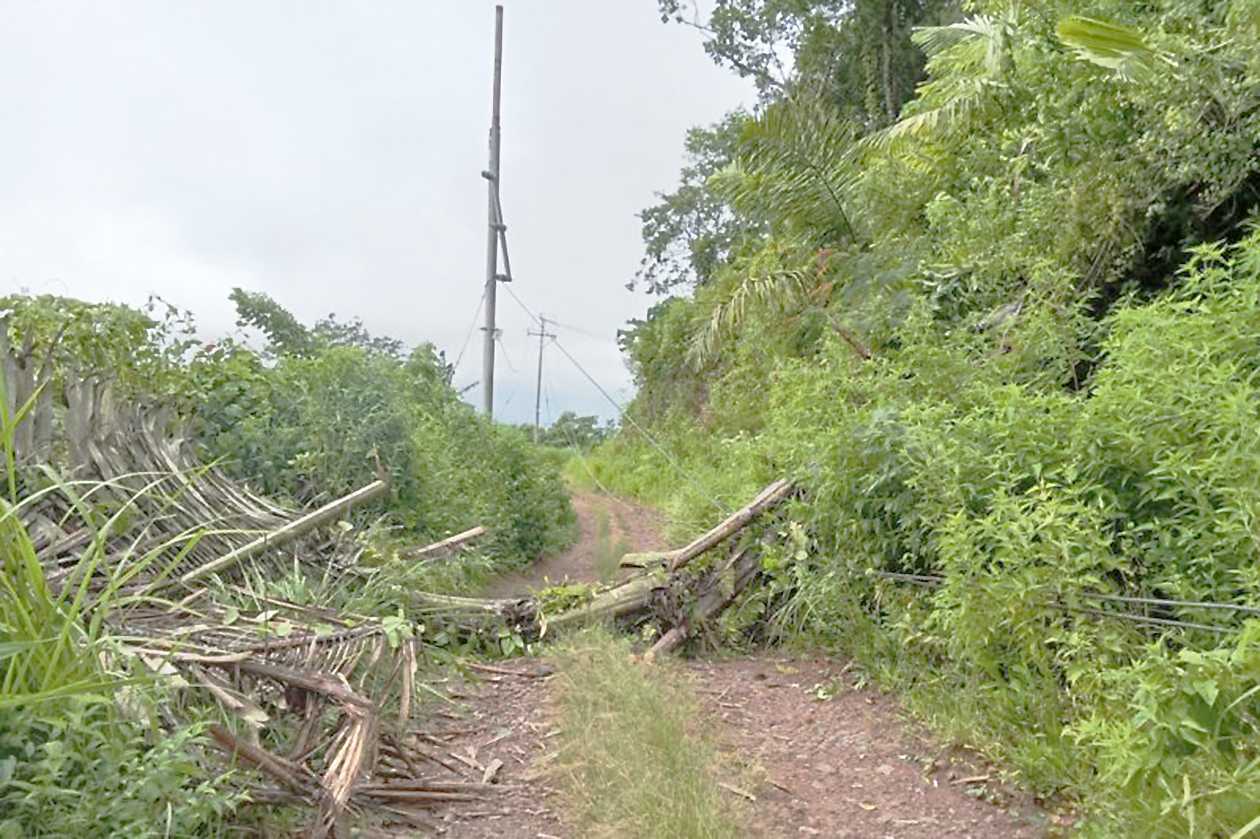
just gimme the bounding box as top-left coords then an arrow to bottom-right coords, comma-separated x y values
869,570 -> 1244,635
549,318 -> 608,341
502,282 -> 540,324
544,377 -> 627,503
498,281 -> 729,517
453,287 -> 488,372
495,332 -> 517,372
554,337 -> 728,517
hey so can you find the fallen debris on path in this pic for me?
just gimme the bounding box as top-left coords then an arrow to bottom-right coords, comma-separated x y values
11,352 -> 799,836
411,478 -> 796,656
408,525 -> 488,560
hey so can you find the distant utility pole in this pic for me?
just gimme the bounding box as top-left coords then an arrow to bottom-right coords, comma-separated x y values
480,4 -> 505,419
529,316 -> 557,443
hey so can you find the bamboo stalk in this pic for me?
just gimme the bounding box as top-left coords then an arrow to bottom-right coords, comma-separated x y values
410,525 -> 487,559
620,479 -> 792,572
177,479 -> 388,586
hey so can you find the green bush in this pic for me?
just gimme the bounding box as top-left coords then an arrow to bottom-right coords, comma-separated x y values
601,2 -> 1260,830
3,291 -> 575,569
0,700 -> 236,839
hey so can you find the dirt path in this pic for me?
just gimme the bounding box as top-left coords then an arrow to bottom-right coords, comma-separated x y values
421,491 -> 1056,837
687,656 -> 1057,838
481,491 -> 668,597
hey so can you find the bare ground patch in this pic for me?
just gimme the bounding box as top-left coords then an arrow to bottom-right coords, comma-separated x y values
686,655 -> 1064,838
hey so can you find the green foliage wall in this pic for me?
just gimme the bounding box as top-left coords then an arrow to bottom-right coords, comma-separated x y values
2,291 -> 574,565
598,0 -> 1260,833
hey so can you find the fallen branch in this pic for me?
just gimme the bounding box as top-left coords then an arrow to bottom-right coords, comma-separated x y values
647,548 -> 761,659
202,657 -> 374,710
461,660 -> 555,679
717,780 -> 757,802
410,525 -> 487,560
208,724 -> 311,796
620,479 -> 792,572
178,479 -> 389,586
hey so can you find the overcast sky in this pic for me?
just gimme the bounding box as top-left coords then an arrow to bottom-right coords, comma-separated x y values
0,1 -> 752,424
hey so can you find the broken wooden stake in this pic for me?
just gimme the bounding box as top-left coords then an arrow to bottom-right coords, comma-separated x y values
647,548 -> 762,659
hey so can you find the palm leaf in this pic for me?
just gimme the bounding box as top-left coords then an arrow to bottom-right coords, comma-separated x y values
865,14 -> 1015,155
717,97 -> 862,243
1056,16 -> 1164,79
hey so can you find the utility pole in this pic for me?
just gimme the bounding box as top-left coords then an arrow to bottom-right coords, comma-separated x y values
528,316 -> 557,443
480,4 -> 504,419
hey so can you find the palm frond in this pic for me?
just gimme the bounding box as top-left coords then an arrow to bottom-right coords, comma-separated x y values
689,258 -> 814,368
716,97 -> 862,243
913,15 -> 1011,76
862,78 -> 997,154
1056,16 -> 1165,80
865,14 -> 1015,156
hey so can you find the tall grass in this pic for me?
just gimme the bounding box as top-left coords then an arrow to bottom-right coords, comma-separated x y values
551,627 -> 739,838
0,372 -> 238,836
0,375 -> 108,707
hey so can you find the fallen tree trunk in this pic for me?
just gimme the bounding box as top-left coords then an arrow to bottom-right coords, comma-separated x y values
178,479 -> 389,586
544,569 -> 668,634
646,547 -> 762,659
411,480 -> 793,647
620,478 -> 792,572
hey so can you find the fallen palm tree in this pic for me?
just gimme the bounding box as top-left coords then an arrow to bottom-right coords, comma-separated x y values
2,339 -> 496,834
407,479 -> 796,652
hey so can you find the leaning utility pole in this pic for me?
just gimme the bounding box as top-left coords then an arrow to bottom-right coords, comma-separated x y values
480,4 -> 504,419
528,316 -> 557,442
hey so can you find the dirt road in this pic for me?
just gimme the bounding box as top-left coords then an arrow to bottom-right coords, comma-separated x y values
480,490 -> 668,597
428,490 -> 1058,837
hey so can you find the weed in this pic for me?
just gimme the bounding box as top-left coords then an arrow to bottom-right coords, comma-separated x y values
551,626 -> 740,839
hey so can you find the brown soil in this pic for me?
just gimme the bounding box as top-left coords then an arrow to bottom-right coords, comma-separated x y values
480,491 -> 668,598
687,656 -> 1064,838
414,662 -> 566,838
413,491 -> 1063,838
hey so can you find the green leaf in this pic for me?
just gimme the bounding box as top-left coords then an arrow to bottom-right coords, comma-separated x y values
1191,678 -> 1220,707
1056,16 -> 1160,78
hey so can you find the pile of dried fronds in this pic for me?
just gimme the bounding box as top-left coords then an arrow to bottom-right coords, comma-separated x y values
5,332 -> 795,834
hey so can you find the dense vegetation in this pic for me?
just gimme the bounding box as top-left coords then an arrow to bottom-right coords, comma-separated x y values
0,291 -> 573,836
589,1 -> 1260,834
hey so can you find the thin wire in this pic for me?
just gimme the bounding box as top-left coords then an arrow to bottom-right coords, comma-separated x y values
491,186 -> 727,516
1062,605 -> 1232,635
495,333 -> 517,372
452,287 -> 487,372
549,318 -> 607,341
868,570 -> 1241,634
545,377 -> 627,503
499,281 -> 728,516
550,336 -> 728,517
502,282 -> 539,324
1082,591 -> 1260,618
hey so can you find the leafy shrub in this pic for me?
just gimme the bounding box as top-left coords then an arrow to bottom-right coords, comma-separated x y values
0,701 -> 236,839
602,2 -> 1260,830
